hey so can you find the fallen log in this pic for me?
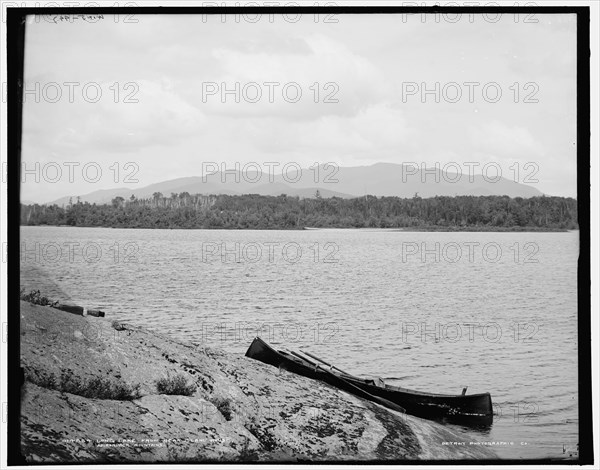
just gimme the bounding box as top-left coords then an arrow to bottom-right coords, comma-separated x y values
54,303 -> 84,316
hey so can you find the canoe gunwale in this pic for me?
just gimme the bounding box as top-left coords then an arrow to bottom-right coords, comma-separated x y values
278,344 -> 490,400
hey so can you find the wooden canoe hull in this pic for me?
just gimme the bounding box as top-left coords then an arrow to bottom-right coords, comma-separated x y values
245,337 -> 493,426
343,376 -> 493,425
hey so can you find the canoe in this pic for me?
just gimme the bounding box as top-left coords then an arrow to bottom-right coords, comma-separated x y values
245,337 -> 493,426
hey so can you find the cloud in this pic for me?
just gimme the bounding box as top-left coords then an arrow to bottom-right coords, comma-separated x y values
467,120 -> 544,160
22,79 -> 206,155
183,33 -> 391,121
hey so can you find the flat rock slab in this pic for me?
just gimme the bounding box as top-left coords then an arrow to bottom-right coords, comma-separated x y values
19,301 -> 496,463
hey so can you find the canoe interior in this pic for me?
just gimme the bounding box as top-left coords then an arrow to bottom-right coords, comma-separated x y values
245,337 -> 407,413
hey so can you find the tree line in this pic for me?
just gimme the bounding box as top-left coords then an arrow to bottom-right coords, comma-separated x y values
20,193 -> 578,230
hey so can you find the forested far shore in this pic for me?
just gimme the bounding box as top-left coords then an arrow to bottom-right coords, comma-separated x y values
20,194 -> 578,231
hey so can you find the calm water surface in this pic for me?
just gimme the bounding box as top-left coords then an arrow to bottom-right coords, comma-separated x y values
20,226 -> 580,460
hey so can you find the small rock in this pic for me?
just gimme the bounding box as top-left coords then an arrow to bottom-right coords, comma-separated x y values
87,309 -> 105,318
111,321 -> 128,331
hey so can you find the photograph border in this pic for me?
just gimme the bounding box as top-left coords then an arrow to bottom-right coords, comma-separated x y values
5,4 -> 593,465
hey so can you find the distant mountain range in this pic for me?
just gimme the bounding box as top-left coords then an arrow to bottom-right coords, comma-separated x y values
42,163 -> 544,206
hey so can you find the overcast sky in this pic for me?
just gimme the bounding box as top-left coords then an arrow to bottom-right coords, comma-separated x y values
20,12 -> 577,202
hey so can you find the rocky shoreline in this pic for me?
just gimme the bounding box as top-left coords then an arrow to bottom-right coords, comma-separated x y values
20,300 -> 496,463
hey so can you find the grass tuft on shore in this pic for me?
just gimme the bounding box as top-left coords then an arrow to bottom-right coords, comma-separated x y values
26,368 -> 142,401
211,396 -> 234,421
155,374 -> 196,396
19,289 -> 59,307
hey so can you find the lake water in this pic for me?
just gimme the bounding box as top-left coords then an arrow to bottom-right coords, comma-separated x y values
19,226 -> 580,460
